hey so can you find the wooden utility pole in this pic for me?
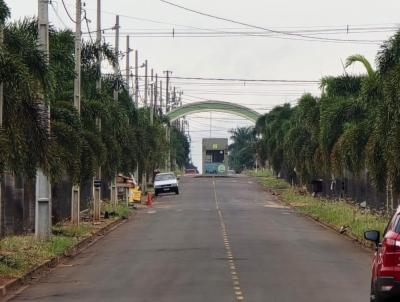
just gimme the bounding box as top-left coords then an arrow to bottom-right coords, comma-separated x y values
36,0 -> 52,239
71,0 -> 82,225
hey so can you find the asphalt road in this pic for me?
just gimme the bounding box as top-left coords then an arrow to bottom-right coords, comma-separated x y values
9,176 -> 373,302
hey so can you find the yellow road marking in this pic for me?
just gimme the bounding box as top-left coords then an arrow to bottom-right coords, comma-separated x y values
213,178 -> 245,302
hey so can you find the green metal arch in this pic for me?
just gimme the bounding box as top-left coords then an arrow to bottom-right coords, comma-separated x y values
166,101 -> 260,124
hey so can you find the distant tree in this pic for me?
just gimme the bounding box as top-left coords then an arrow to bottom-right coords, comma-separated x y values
229,127 -> 256,173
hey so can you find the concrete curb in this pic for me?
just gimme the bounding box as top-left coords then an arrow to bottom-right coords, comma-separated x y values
257,180 -> 375,252
0,216 -> 129,299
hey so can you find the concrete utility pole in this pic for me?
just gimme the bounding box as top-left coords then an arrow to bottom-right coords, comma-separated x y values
96,0 -> 101,91
36,0 -> 52,240
134,49 -> 139,183
71,0 -> 82,225
150,69 -> 154,126
111,15 -> 120,206
0,15 -> 4,235
164,71 -> 172,112
125,35 -> 131,91
159,80 -> 163,114
144,60 -> 148,106
154,73 -> 158,113
165,126 -> 171,171
113,15 -> 119,101
93,0 -> 102,222
134,50 -> 139,108
172,86 -> 176,109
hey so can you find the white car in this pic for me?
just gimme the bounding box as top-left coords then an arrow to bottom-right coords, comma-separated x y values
154,172 -> 179,196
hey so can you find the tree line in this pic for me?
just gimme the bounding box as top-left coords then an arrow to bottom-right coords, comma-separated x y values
254,30 -> 400,211
0,1 -> 190,189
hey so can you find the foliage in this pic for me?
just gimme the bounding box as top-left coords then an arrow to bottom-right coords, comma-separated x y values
255,172 -> 387,244
170,126 -> 191,170
0,2 -> 175,192
228,127 -> 256,173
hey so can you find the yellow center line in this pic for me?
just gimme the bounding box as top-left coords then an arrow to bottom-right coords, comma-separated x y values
213,178 -> 245,302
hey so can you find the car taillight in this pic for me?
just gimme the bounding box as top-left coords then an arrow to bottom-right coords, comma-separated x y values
386,239 -> 400,252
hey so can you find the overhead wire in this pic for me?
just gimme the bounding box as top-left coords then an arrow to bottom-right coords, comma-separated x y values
61,0 -> 76,23
158,0 -> 383,44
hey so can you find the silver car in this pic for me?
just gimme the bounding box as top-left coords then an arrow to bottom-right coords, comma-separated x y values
154,172 -> 179,196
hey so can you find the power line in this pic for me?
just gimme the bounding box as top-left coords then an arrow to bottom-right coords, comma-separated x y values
61,0 -> 76,23
50,2 -> 69,28
118,72 -> 320,83
158,0 -> 383,44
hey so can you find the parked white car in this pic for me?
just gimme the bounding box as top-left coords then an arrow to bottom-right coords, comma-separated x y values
154,172 -> 179,196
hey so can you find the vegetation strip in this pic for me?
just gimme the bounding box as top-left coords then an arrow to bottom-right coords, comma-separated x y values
248,170 -> 388,247
0,213 -> 132,297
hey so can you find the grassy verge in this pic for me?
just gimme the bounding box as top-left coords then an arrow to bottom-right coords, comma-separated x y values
0,222 -> 96,279
250,170 -> 388,243
102,203 -> 133,219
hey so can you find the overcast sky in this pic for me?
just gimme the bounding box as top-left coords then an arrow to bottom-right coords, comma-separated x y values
6,0 -> 400,171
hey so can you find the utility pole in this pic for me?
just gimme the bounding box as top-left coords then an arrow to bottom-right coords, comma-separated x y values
36,0 -> 51,240
159,80 -> 163,114
125,35 -> 131,91
93,0 -> 102,222
0,12 -> 4,236
150,69 -> 154,126
179,91 -> 183,131
134,49 -> 139,183
71,0 -> 82,226
172,86 -> 176,109
96,0 -> 101,91
165,125 -> 171,171
134,50 -> 139,108
144,60 -> 148,106
111,15 -> 119,206
113,15 -> 120,102
154,73 -> 158,114
164,71 -> 172,112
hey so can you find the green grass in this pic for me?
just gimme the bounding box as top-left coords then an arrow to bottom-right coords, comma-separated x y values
52,223 -> 94,237
282,189 -> 387,241
0,235 -> 76,278
102,203 -> 133,219
245,169 -> 273,177
0,221 -> 100,279
249,169 -> 388,243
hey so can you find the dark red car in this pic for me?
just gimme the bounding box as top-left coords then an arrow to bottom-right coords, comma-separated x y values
365,206 -> 400,302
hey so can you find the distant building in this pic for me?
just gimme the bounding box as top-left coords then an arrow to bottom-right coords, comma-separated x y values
202,138 -> 228,176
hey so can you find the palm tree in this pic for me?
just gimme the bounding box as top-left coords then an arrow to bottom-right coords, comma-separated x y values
0,18 -> 50,178
229,127 -> 256,173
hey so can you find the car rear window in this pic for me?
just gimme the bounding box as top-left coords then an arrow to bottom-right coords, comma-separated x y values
155,174 -> 175,181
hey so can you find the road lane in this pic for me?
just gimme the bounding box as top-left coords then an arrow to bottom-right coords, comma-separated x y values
9,176 -> 372,302
213,177 -> 372,302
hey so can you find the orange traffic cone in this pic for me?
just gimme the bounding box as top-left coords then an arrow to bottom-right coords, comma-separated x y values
146,192 -> 153,208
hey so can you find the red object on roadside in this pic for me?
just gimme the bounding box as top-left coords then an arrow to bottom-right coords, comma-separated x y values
146,192 -> 153,208
365,206 -> 400,301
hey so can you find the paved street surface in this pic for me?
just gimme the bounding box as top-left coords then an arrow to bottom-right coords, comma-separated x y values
10,176 -> 372,302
